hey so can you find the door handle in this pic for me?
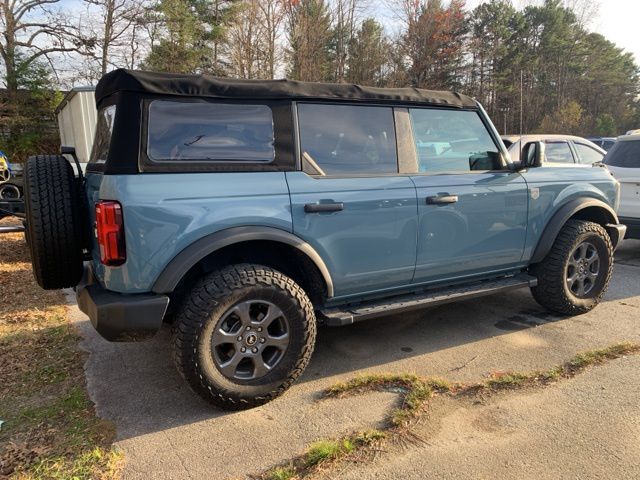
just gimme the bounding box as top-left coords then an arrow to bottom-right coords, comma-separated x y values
304,202 -> 344,213
426,195 -> 458,205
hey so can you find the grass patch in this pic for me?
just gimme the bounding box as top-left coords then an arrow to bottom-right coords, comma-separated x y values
259,342 -> 639,479
0,224 -> 121,479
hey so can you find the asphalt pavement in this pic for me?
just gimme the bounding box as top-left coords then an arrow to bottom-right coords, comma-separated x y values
68,239 -> 640,480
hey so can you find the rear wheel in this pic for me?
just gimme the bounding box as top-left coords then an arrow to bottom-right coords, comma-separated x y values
24,155 -> 84,289
173,264 -> 316,410
531,220 -> 613,315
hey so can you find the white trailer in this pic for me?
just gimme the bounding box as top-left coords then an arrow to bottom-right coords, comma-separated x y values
55,86 -> 97,164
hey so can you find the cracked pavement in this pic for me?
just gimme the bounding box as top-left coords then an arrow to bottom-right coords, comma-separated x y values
68,239 -> 640,479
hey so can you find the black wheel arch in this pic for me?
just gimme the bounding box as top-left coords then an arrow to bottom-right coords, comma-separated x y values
152,226 -> 334,302
530,198 -> 620,264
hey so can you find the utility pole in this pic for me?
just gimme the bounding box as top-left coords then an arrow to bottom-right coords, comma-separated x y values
520,69 -> 524,135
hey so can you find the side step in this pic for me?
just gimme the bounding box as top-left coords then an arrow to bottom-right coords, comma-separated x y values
320,274 -> 537,327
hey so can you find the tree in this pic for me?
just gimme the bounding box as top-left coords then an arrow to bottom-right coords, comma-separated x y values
285,0 -> 332,82
397,0 -> 467,90
0,0 -> 87,94
330,0 -> 363,82
346,18 -> 388,86
143,0 -> 239,74
228,0 -> 285,79
82,0 -> 148,78
0,56 -> 61,161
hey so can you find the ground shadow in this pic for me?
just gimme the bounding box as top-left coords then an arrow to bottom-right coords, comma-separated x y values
71,238 -> 640,442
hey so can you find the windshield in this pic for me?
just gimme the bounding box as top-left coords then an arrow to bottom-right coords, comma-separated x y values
90,105 -> 116,164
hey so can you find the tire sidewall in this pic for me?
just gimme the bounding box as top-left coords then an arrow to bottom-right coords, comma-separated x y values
178,266 -> 316,406
560,229 -> 611,309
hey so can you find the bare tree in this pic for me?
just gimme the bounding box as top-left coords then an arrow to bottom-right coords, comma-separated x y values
83,0 -> 148,77
331,0 -> 366,82
228,0 -> 285,79
0,0 -> 87,92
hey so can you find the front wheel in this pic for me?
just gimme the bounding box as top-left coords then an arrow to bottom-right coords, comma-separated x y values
530,220 -> 613,315
173,264 -> 317,410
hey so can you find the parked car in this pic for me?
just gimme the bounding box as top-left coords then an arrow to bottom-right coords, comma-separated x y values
587,137 -> 617,151
626,129 -> 640,136
22,70 -> 626,410
0,151 -> 25,220
604,134 -> 640,239
502,135 -> 606,166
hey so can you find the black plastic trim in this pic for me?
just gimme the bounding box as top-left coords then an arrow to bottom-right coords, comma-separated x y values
77,264 -> 169,341
151,226 -> 335,297
530,198 -> 619,263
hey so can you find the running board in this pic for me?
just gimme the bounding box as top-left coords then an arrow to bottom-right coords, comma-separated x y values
319,274 -> 537,327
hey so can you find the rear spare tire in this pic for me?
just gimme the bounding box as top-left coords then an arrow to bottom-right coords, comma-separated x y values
24,155 -> 84,289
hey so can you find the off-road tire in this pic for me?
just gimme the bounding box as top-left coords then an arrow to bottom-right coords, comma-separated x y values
530,220 -> 613,315
173,264 -> 317,410
24,155 -> 84,289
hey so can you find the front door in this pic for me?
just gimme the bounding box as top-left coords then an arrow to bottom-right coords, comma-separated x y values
407,107 -> 529,284
287,103 -> 418,298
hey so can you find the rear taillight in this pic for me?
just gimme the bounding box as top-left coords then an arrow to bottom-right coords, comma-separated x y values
95,201 -> 126,266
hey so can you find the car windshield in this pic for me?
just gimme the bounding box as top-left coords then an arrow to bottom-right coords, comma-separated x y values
604,141 -> 640,168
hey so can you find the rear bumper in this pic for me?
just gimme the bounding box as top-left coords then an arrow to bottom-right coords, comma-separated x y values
76,264 -> 169,341
618,217 -> 639,240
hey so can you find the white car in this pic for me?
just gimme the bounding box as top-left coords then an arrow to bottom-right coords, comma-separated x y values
502,134 -> 606,166
604,134 -> 640,239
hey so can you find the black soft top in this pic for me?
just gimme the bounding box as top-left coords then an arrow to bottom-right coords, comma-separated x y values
95,69 -> 477,108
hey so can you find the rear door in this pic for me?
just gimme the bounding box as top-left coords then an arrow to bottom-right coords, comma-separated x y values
286,103 -> 418,299
572,141 -> 605,165
408,107 -> 529,284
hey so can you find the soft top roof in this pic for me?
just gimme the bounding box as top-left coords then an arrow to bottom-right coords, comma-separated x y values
95,69 -> 477,108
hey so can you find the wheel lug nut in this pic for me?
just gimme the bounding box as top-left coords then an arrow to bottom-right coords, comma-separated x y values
240,347 -> 246,353
252,347 -> 258,353
237,336 -> 242,341
246,326 -> 251,331
260,338 -> 265,343
257,327 -> 262,332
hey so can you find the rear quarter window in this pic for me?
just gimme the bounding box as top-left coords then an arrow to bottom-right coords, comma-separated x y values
90,105 -> 116,164
147,101 -> 275,163
605,141 -> 640,168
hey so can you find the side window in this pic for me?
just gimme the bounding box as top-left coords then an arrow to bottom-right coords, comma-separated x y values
544,141 -> 574,163
297,103 -> 398,175
409,108 -> 503,173
147,101 -> 275,162
574,143 -> 604,164
90,105 -> 116,164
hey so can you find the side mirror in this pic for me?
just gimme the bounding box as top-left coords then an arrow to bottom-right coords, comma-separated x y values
522,141 -> 546,168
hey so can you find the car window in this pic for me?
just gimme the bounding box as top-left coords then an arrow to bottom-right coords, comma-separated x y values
90,105 -> 116,164
409,108 -> 502,173
574,143 -> 604,164
297,103 -> 398,175
544,141 -> 574,163
147,101 -> 275,162
602,140 -> 616,151
605,141 -> 640,168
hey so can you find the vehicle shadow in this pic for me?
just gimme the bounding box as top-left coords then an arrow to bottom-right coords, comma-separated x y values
74,239 -> 640,443
75,286 -> 568,442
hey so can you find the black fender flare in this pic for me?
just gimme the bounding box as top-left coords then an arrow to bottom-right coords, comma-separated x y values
151,226 -> 335,297
530,198 -> 619,264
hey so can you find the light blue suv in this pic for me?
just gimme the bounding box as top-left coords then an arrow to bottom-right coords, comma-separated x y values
23,70 -> 625,410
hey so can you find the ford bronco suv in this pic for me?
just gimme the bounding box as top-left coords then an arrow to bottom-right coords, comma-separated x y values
23,70 -> 625,410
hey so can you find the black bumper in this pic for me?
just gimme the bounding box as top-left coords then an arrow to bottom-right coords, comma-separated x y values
76,265 -> 169,341
618,217 -> 639,240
